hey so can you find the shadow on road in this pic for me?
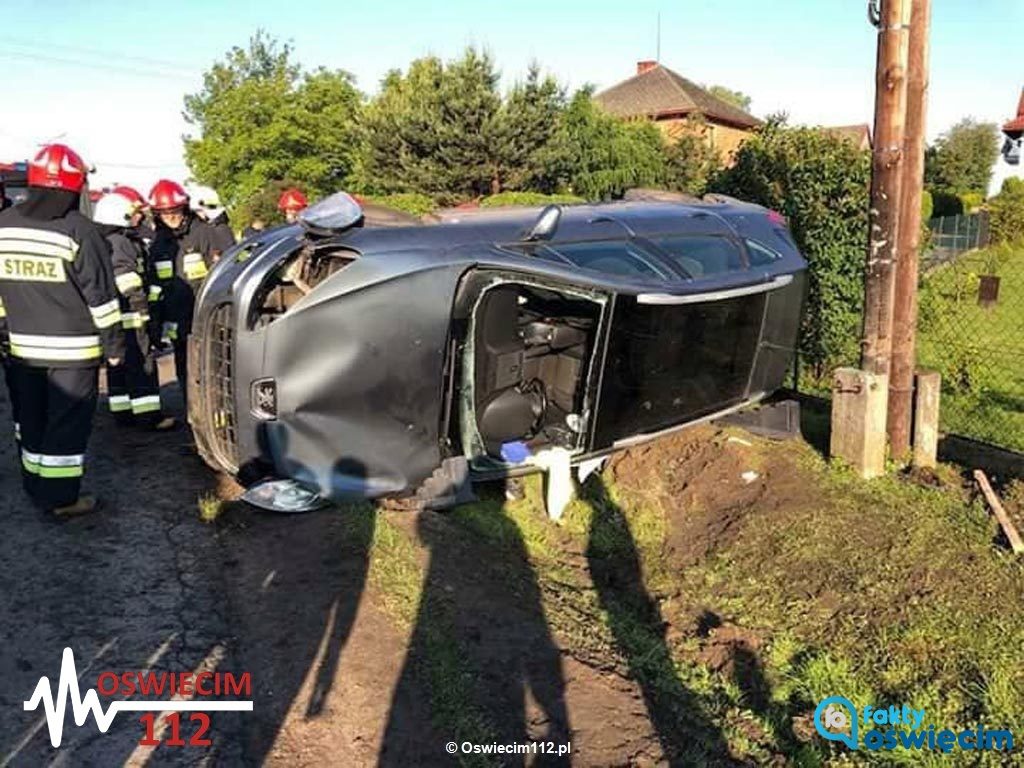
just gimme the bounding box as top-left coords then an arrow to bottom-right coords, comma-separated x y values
381,481 -> 570,766
582,474 -> 734,766
215,453 -> 377,765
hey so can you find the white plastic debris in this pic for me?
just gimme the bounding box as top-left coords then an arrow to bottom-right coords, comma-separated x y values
576,456 -> 607,484
528,447 -> 574,521
741,471 -> 760,484
727,436 -> 753,447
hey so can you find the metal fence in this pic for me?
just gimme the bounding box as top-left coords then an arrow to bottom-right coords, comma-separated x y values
927,213 -> 989,264
915,242 -> 1024,453
791,236 -> 1024,455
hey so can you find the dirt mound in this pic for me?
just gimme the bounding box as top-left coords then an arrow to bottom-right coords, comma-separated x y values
607,425 -> 805,568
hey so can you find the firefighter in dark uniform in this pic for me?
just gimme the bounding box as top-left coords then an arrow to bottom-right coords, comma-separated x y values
93,191 -> 175,431
147,180 -> 219,412
0,143 -> 125,516
0,177 -> 12,442
188,185 -> 235,255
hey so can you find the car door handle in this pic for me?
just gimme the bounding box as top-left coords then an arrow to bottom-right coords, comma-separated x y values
636,274 -> 794,305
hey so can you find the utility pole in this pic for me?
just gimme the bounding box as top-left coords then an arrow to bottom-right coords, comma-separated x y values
831,0 -> 913,479
888,0 -> 931,460
861,0 -> 911,377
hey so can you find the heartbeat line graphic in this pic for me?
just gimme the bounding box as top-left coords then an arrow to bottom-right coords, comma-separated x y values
23,648 -> 253,748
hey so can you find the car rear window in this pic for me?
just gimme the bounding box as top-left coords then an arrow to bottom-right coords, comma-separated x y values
546,240 -> 665,278
650,235 -> 746,278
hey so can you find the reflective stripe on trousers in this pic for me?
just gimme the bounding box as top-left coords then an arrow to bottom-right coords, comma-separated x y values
22,449 -> 85,478
131,395 -> 161,415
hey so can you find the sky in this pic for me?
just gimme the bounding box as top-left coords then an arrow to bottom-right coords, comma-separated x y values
0,0 -> 1021,193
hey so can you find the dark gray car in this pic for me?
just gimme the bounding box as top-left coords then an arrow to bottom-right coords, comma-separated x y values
188,194 -> 806,508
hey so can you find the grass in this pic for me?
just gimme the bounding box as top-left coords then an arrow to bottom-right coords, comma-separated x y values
366,512 -> 499,766
383,440 -> 1024,764
917,243 -> 1024,451
197,493 -> 223,524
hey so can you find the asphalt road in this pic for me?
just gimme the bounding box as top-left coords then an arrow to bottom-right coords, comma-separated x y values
0,366 -> 249,767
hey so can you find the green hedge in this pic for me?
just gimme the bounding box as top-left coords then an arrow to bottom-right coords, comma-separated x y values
712,118 -> 871,381
930,189 -> 985,217
362,193 -> 437,217
921,189 -> 933,222
988,179 -> 1024,245
480,192 -> 585,207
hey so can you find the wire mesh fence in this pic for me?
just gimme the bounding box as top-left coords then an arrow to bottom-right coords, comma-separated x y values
926,213 -> 989,265
916,242 -> 1024,452
791,236 -> 1024,455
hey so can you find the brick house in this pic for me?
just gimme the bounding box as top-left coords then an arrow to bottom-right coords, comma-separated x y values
822,124 -> 872,151
594,61 -> 760,159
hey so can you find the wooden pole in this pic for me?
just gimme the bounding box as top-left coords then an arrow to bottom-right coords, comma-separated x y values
888,0 -> 931,460
861,0 -> 911,378
974,470 -> 1024,555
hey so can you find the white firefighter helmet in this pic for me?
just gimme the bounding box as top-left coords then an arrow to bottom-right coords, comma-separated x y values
186,183 -> 225,221
93,191 -> 138,227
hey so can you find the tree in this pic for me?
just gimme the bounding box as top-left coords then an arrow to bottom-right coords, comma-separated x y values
354,49 -> 502,200
712,116 -> 871,380
662,115 -> 721,195
183,31 -> 361,216
705,84 -> 752,113
924,118 -> 1000,196
547,89 -> 667,200
491,64 -> 567,193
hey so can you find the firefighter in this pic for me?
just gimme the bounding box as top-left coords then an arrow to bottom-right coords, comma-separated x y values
111,185 -> 155,246
187,184 -> 235,254
93,192 -> 175,431
241,218 -> 265,240
147,180 -> 218,412
278,188 -> 308,224
0,143 -> 125,516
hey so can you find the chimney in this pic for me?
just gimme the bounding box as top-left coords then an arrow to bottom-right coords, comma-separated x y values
636,60 -> 657,75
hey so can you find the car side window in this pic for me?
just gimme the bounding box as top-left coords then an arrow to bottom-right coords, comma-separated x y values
651,235 -> 746,278
547,240 -> 665,278
745,239 -> 782,267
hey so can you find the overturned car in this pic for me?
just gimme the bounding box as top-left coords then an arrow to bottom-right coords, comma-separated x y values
188,193 -> 806,509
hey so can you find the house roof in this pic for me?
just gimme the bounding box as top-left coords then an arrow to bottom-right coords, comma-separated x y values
822,124 -> 872,149
594,64 -> 760,129
1003,88 -> 1024,133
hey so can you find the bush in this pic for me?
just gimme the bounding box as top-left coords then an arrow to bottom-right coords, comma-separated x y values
930,190 -> 963,217
988,181 -> 1024,245
363,193 -> 437,217
930,189 -> 986,218
920,189 -> 934,222
711,117 -> 871,380
960,191 -> 984,213
480,192 -> 584,207
234,179 -> 306,229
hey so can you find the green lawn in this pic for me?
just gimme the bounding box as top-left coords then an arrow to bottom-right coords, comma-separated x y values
917,244 -> 1024,451
360,427 -> 1024,765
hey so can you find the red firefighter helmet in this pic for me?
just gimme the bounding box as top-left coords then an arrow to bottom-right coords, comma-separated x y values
148,180 -> 189,212
27,143 -> 89,193
112,185 -> 147,209
277,188 -> 308,212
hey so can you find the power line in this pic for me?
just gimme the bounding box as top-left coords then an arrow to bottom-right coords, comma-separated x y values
0,35 -> 188,72
0,49 -> 194,82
